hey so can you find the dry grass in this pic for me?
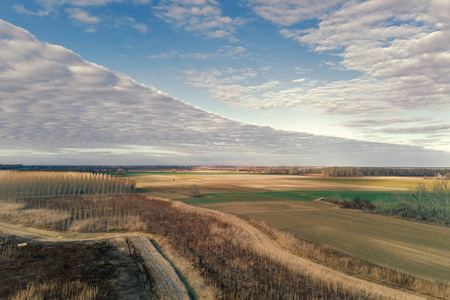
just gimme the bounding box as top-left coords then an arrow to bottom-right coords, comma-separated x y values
151,234 -> 220,300
11,280 -> 98,300
0,238 -> 16,261
0,208 -> 71,228
69,215 -> 147,232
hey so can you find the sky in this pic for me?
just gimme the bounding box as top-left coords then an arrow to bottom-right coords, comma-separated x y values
0,0 -> 449,166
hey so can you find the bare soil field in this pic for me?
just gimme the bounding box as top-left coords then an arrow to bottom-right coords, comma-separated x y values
199,200 -> 450,284
136,174 -> 410,198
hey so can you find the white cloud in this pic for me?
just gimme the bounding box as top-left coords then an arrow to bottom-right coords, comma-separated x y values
13,5 -> 51,17
38,0 -> 123,7
133,23 -> 148,33
247,0 -> 344,26
16,1 -> 150,34
277,0 -> 450,111
1,18 -> 449,166
150,46 -> 249,60
153,0 -> 242,40
66,7 -> 100,23
342,117 -> 431,128
115,17 -> 149,33
149,50 -> 179,58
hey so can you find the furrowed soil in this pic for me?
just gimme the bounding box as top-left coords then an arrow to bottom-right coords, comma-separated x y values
198,200 -> 450,283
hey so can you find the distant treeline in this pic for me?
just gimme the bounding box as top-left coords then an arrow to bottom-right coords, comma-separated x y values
2,164 -> 450,177
0,165 -> 99,172
240,166 -> 450,177
0,164 -> 197,172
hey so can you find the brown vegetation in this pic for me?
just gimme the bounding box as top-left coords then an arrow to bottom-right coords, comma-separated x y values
11,280 -> 98,300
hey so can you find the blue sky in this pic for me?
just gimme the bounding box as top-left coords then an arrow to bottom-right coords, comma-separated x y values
0,0 -> 449,166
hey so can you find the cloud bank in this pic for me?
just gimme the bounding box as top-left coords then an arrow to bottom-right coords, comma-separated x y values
0,19 -> 449,166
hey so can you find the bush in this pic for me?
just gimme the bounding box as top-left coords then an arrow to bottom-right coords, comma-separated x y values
323,196 -> 375,210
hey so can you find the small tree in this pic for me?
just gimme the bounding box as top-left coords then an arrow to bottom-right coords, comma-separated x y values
190,184 -> 202,198
115,168 -> 126,176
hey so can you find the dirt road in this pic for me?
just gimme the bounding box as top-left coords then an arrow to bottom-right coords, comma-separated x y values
129,236 -> 189,300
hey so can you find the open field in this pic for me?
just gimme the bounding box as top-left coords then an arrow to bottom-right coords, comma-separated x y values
198,200 -> 450,283
309,177 -> 430,190
135,173 -> 413,199
132,173 -> 450,283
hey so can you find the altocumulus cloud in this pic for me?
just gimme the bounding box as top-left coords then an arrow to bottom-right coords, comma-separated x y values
0,19 -> 449,166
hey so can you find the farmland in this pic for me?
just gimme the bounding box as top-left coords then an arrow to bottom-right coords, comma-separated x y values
133,172 -> 450,284
1,170 -> 449,299
198,200 -> 450,283
134,173 -> 411,199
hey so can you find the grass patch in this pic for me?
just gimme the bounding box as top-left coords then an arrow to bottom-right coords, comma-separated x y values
179,190 -> 407,206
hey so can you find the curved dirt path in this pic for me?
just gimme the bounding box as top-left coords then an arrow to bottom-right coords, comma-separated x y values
0,221 -> 191,300
203,209 -> 428,300
129,236 -> 189,300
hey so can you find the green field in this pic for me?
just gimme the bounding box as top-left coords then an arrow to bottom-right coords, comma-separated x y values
180,190 -> 408,206
198,200 -> 450,283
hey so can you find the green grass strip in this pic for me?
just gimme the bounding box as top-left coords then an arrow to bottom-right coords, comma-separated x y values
149,239 -> 198,300
179,190 -> 410,206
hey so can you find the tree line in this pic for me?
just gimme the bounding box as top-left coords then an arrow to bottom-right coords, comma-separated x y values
239,166 -> 450,177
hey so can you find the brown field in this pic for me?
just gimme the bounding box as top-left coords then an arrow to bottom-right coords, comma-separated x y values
199,200 -> 450,283
136,174 -> 411,198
